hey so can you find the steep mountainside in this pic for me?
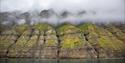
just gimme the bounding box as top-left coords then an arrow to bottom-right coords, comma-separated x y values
0,23 -> 125,59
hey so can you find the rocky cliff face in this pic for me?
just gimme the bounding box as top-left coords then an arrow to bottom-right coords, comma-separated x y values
0,23 -> 125,59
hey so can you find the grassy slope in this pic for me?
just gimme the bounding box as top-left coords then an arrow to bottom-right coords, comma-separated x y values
78,23 -> 125,57
0,23 -> 125,58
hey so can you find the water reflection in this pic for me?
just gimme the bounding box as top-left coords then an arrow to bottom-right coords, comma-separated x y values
0,58 -> 125,63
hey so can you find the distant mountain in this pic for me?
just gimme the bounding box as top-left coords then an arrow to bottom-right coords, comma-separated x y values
60,11 -> 73,18
39,9 -> 57,18
0,10 -> 98,26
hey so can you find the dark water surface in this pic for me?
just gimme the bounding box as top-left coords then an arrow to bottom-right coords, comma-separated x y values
0,58 -> 125,63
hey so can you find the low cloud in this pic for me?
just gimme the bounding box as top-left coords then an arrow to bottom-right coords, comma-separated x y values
0,0 -> 125,24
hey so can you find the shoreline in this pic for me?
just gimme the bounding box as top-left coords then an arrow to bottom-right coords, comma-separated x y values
0,57 -> 125,59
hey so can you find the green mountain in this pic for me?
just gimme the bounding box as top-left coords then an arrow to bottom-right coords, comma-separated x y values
0,23 -> 125,59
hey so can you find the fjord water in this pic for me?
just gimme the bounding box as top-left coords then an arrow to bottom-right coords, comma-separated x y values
0,58 -> 125,63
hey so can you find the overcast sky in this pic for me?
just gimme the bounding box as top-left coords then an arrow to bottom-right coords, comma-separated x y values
0,0 -> 124,12
0,0 -> 125,23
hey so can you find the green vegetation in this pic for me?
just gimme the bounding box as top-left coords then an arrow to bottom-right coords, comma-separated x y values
0,23 -> 125,58
46,39 -> 57,46
33,23 -> 53,31
62,35 -> 83,49
78,23 -> 96,32
58,23 -> 80,34
14,24 -> 29,34
78,23 -> 125,56
0,30 -> 17,50
105,26 -> 125,42
58,23 -> 84,49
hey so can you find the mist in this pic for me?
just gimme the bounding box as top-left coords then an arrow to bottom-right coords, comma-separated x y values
0,0 -> 125,25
